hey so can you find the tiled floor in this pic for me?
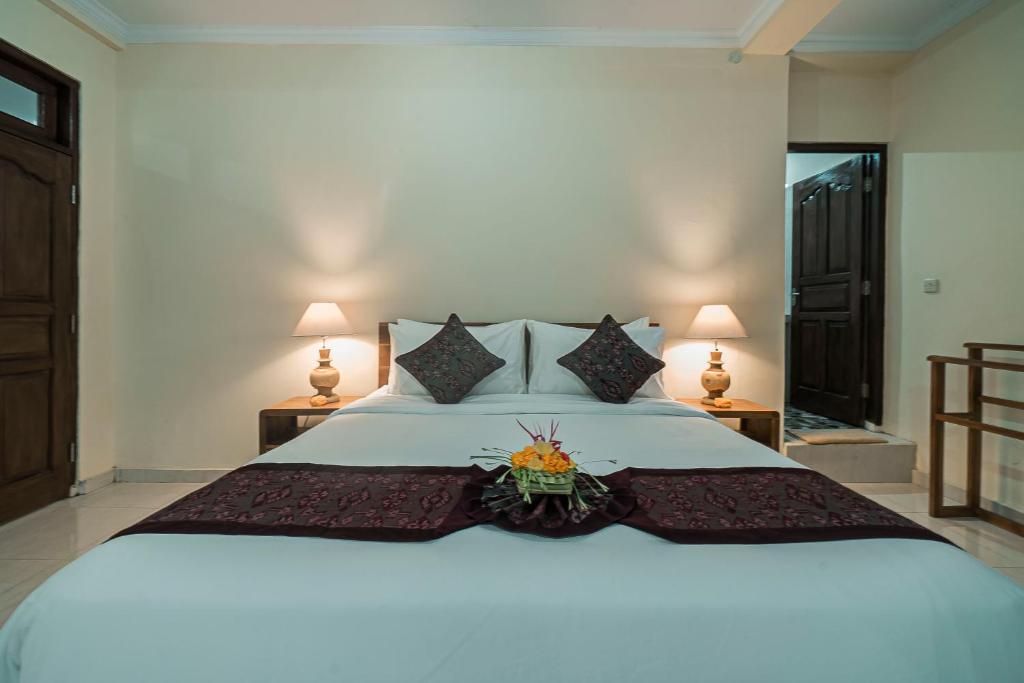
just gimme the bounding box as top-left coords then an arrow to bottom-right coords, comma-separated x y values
0,483 -> 203,626
844,482 -> 1024,584
1,481 -> 1022,627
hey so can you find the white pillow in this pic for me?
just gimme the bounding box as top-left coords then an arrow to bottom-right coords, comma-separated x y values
526,318 -> 669,399
388,319 -> 527,396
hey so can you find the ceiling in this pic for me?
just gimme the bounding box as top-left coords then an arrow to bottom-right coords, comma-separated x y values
58,0 -> 992,50
98,0 -> 765,31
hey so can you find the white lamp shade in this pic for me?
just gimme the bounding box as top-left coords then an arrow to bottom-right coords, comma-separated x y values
292,303 -> 353,337
685,304 -> 748,340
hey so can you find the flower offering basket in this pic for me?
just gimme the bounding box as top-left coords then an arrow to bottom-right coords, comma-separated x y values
512,468 -> 575,497
474,420 -> 613,509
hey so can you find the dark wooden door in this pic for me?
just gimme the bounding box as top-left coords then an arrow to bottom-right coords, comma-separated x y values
0,129 -> 76,523
790,156 -> 867,426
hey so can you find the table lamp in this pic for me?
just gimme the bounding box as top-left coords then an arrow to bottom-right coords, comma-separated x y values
685,304 -> 748,406
292,302 -> 353,406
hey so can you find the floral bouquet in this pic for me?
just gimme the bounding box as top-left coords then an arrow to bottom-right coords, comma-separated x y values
474,420 -> 611,510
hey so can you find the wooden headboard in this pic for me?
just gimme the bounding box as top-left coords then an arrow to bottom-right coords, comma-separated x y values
378,321 -> 658,387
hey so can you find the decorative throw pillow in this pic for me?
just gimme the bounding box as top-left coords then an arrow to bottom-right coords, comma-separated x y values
395,314 -> 507,404
526,318 -> 668,398
556,315 -> 666,404
389,319 -> 527,396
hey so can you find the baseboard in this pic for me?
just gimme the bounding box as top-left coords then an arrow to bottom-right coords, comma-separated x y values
115,468 -> 231,484
73,468 -> 115,495
911,469 -> 1024,526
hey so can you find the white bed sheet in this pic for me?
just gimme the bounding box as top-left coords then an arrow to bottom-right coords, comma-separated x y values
2,391 -> 1023,683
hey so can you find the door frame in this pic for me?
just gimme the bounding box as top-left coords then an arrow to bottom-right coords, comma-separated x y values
0,39 -> 80,493
788,142 -> 886,426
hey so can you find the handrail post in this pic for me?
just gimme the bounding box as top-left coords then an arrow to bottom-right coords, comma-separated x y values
929,360 -> 946,517
966,348 -> 983,511
929,343 -> 1024,536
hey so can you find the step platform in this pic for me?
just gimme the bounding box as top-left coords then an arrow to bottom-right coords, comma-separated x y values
784,431 -> 916,483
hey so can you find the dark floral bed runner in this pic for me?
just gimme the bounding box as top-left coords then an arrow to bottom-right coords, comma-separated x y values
112,463 -> 951,547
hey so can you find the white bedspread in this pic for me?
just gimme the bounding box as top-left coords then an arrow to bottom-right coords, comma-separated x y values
2,392 -> 1022,683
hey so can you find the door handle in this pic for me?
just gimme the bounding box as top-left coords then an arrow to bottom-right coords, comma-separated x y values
791,290 -> 800,308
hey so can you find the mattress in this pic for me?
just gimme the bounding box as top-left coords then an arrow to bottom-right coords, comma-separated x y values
1,391 -> 1022,683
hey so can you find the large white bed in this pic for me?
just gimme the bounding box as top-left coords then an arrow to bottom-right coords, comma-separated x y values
2,390 -> 1022,682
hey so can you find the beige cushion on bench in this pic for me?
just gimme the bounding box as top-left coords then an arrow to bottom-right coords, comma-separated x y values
791,429 -> 888,445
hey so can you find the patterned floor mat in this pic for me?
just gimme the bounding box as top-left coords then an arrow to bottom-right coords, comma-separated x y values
784,406 -> 856,442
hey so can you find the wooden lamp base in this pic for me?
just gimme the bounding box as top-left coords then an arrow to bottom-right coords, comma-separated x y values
700,350 -> 732,406
309,347 -> 341,407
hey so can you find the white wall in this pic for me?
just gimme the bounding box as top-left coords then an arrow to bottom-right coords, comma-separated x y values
114,45 -> 788,470
0,0 -> 119,481
788,56 -> 894,143
887,0 -> 1024,511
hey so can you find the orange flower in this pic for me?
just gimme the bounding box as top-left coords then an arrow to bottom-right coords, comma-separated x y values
511,443 -> 575,473
511,446 -> 537,469
541,452 -> 574,474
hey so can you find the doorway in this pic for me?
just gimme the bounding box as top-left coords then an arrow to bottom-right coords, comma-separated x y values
785,143 -> 886,429
0,40 -> 79,524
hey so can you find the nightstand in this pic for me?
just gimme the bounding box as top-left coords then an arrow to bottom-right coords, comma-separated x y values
678,398 -> 781,451
259,396 -> 361,454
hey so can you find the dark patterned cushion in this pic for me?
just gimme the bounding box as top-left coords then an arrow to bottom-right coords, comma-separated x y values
395,314 -> 506,404
557,315 -> 666,404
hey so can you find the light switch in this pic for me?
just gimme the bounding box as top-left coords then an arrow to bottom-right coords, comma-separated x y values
923,278 -> 940,294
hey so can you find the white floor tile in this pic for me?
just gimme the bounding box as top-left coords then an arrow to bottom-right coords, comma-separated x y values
846,483 -> 962,514
0,559 -> 63,593
952,520 -> 1024,565
845,483 -> 923,495
997,567 -> 1024,586
901,513 -> 1024,568
69,483 -> 202,510
0,505 -> 153,560
0,483 -> 202,620
868,492 -> 961,514
0,559 -> 64,625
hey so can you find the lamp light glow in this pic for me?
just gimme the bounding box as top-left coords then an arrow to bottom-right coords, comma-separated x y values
292,303 -> 352,406
685,304 -> 747,406
685,304 -> 748,348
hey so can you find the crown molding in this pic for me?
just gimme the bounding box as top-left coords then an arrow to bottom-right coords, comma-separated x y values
738,0 -> 787,46
124,25 -> 743,48
123,0 -> 783,47
39,0 -> 774,49
49,0 -> 989,53
40,0 -> 776,49
122,0 -> 787,47
40,0 -> 127,49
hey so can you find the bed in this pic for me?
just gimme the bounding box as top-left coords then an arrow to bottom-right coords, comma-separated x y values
2,324 -> 1023,683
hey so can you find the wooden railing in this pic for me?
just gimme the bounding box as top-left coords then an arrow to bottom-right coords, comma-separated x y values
928,342 -> 1024,537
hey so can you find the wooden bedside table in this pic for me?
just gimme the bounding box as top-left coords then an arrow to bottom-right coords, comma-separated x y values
678,398 -> 781,451
259,396 -> 361,454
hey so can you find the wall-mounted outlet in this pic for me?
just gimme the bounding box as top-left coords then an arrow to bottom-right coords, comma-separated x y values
923,278 -> 940,294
